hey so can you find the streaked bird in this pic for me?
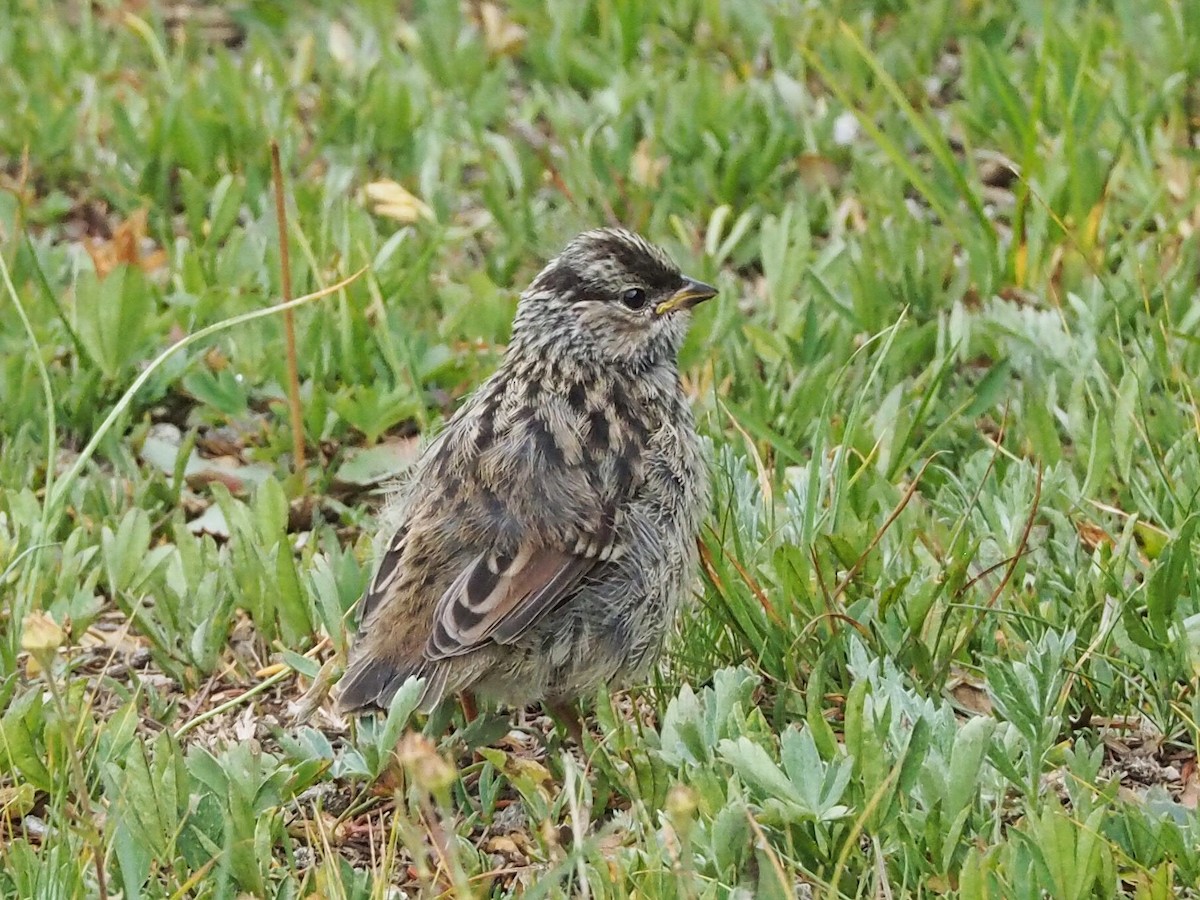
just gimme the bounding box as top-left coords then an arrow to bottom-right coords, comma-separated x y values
337,228 -> 715,723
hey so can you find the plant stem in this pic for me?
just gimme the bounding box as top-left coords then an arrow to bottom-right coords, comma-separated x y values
173,664 -> 293,739
43,666 -> 109,900
270,139 -> 308,487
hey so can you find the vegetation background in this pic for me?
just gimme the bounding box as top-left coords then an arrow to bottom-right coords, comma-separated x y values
1,0 -> 1199,896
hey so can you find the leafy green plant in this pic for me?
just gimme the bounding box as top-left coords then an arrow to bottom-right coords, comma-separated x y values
73,266 -> 158,382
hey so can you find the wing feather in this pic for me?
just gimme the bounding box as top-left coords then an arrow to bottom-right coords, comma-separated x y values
356,526 -> 408,630
425,544 -> 594,660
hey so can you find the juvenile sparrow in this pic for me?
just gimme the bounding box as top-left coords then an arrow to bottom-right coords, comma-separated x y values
336,228 -> 716,716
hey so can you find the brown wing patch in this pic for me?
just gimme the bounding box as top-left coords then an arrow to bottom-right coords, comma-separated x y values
425,544 -> 594,659
356,525 -> 408,629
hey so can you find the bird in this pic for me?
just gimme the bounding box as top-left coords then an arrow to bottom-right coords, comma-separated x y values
336,227 -> 716,724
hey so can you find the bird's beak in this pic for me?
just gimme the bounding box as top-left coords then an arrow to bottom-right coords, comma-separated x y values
655,276 -> 718,316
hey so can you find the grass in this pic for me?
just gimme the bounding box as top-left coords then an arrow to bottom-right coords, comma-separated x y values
1,0 -> 1199,895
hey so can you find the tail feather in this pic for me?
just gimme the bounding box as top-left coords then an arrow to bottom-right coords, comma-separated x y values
336,654 -> 448,714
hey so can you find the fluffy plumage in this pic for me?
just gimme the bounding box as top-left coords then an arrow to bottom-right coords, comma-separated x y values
336,228 -> 715,713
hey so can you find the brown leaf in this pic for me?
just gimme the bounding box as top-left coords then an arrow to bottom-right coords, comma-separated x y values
21,611 -> 64,656
204,346 -> 230,372
1076,519 -> 1114,553
796,153 -> 842,190
631,139 -> 667,188
484,834 -> 527,857
1181,758 -> 1200,809
84,208 -> 167,279
947,671 -> 992,716
364,179 -> 433,224
141,423 -> 270,496
478,2 -> 526,57
188,458 -> 266,494
80,626 -> 149,658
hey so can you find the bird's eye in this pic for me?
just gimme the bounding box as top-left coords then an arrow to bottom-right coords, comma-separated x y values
621,287 -> 648,310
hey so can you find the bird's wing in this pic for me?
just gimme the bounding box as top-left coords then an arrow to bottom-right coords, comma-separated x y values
424,543 -> 596,659
353,378 -> 643,662
356,525 -> 408,630
353,428 -> 455,633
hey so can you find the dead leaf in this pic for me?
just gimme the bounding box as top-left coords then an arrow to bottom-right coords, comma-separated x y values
195,426 -> 244,458
929,873 -> 961,894
184,456 -> 270,494
233,705 -> 258,742
288,808 -> 343,843
364,179 -> 433,224
1076,519 -> 1114,553
975,158 -> 1017,192
84,208 -> 167,279
484,835 -> 526,857
395,732 -> 456,792
594,830 -> 627,859
487,747 -> 553,787
631,138 -> 667,189
60,198 -> 112,243
204,346 -> 230,372
796,153 -> 842,191
1181,758 -> 1200,809
478,2 -> 526,57
947,670 -> 992,716
288,657 -> 342,726
162,3 -> 243,47
80,626 -> 148,658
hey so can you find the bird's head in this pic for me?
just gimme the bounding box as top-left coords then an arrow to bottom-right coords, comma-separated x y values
512,228 -> 717,372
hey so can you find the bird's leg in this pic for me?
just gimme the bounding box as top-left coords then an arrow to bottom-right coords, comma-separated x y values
546,699 -> 586,746
458,691 -> 478,724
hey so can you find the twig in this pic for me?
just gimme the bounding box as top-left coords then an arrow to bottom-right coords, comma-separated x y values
951,463 -> 1044,659
954,549 -> 1033,599
716,535 -> 783,626
983,463 -> 1043,612
419,796 -> 463,895
744,808 -> 794,897
270,140 -> 307,485
825,750 -> 905,900
796,611 -> 872,643
173,665 -> 292,739
811,545 -> 834,616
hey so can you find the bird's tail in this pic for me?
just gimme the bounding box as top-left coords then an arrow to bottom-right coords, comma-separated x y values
335,654 -> 448,714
